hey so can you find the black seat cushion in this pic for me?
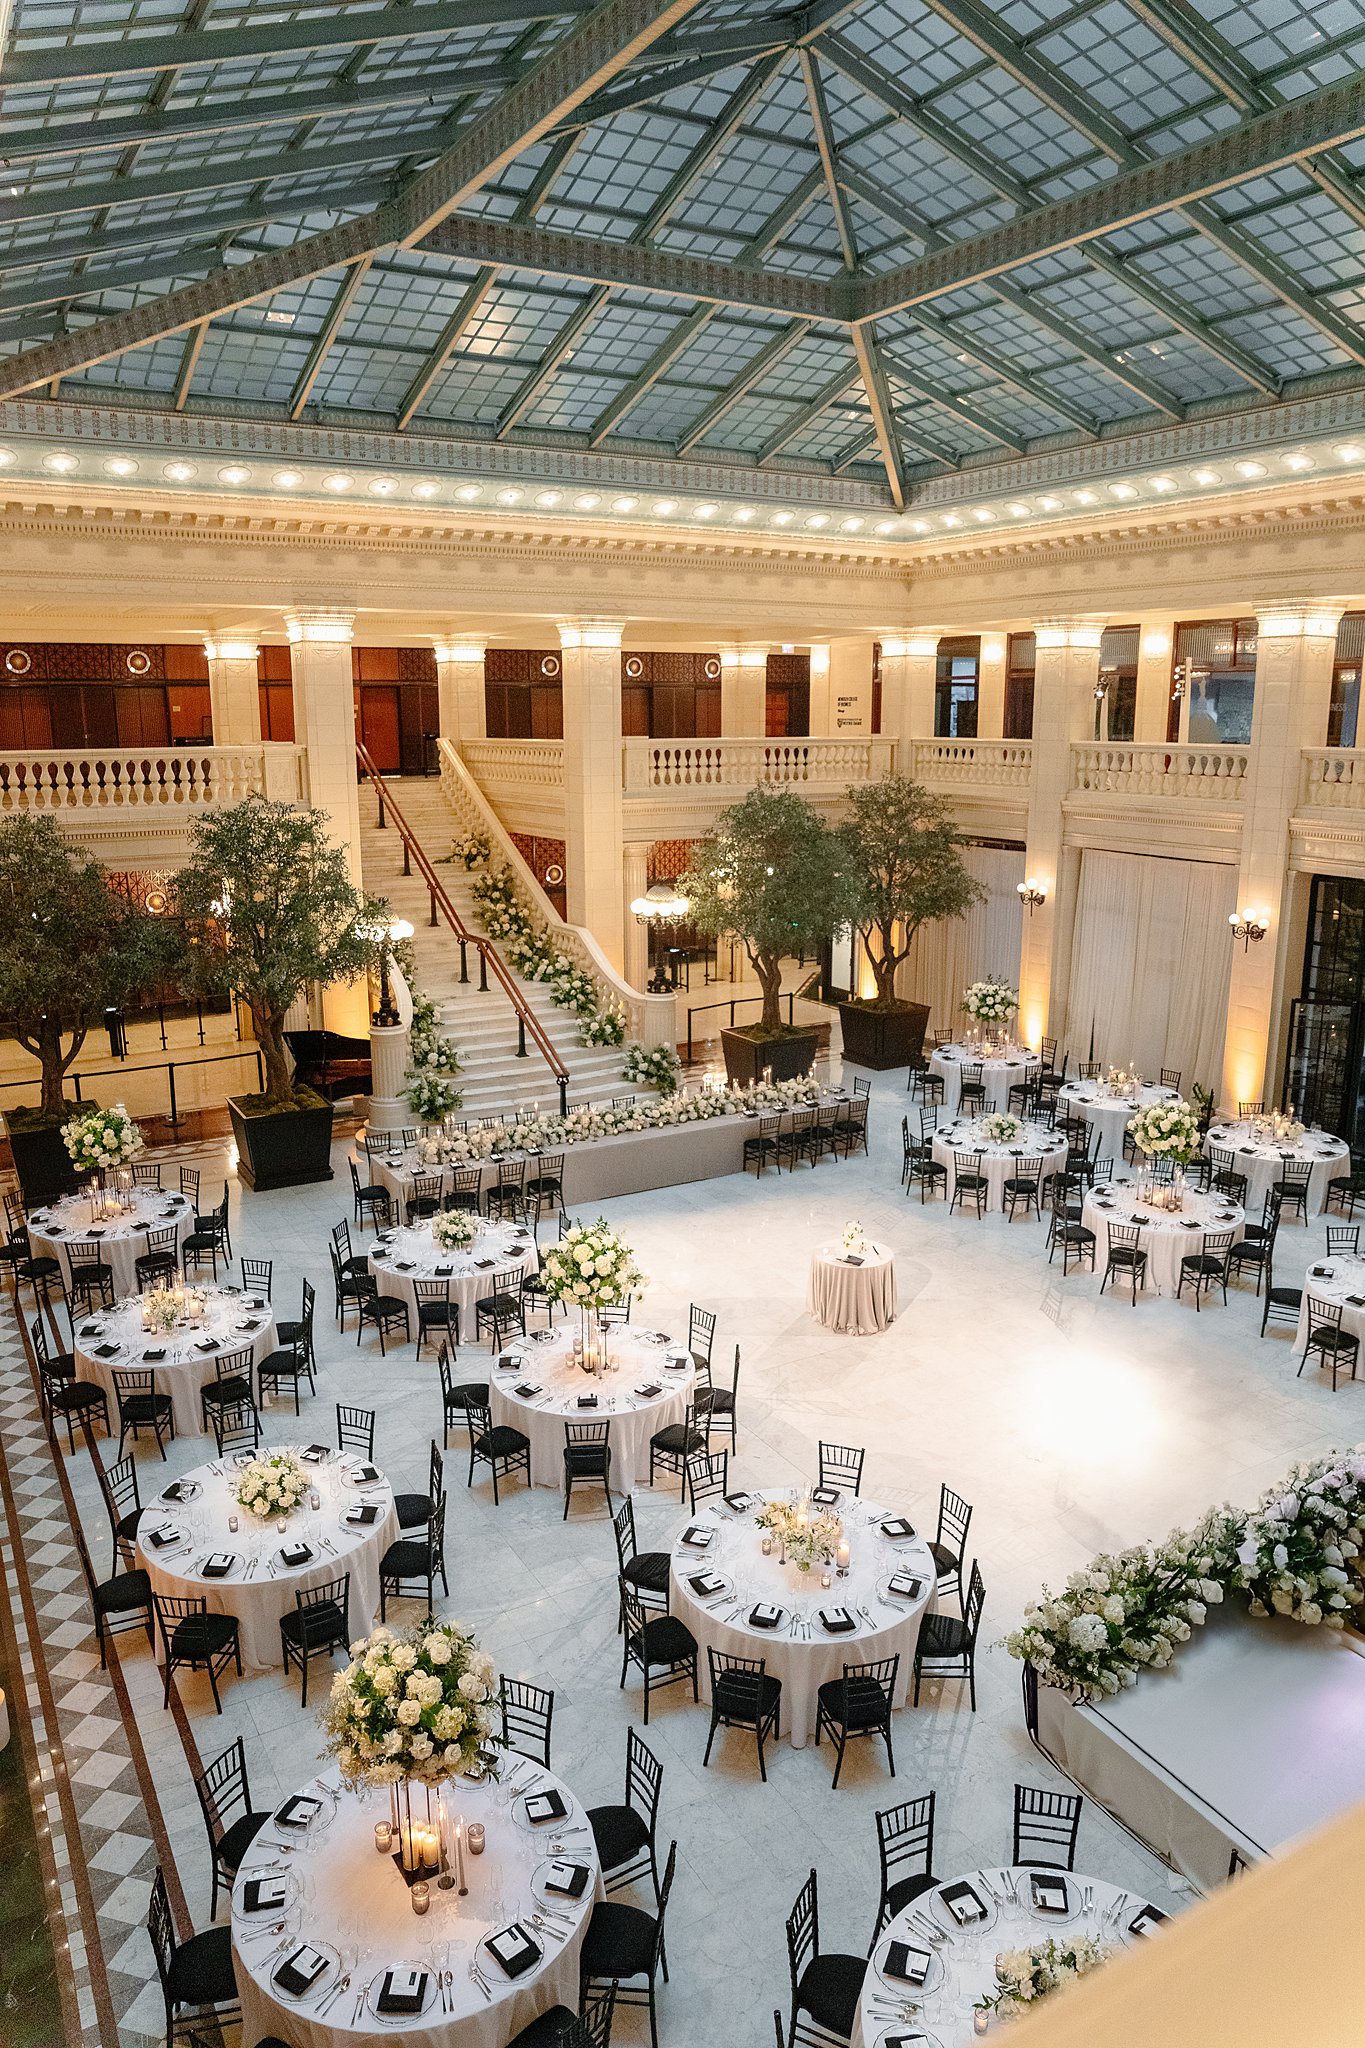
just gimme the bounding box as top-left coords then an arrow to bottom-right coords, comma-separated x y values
95,1568 -> 152,1614
393,1491 -> 434,1530
417,1300 -> 454,1325
650,1423 -> 701,1456
564,1445 -> 610,1473
1107,1246 -> 1145,1265
166,1924 -> 237,2007
714,1669 -> 781,1721
202,1376 -> 251,1408
817,1676 -> 886,1729
526,1175 -> 562,1195
1058,1225 -> 1095,1246
120,1393 -> 171,1423
447,1381 -> 491,1412
475,1426 -> 530,1460
281,1601 -> 346,1646
1310,1325 -> 1357,1351
918,1611 -> 968,1658
170,1612 -> 238,1660
954,1174 -> 987,1189
381,1541 -> 434,1580
1268,1287 -> 1303,1309
181,1232 -> 219,1256
361,1296 -> 407,1322
623,1550 -> 671,1594
476,1293 -> 521,1317
884,1870 -> 937,1918
508,2007 -> 581,2047
634,1615 -> 696,1665
587,1802 -> 649,1872
707,1387 -> 735,1414
579,1899 -> 657,1980
1003,1175 -> 1038,1193
216,1809 -> 269,1872
53,1381 -> 106,1412
796,1952 -> 867,2035
19,1256 -> 61,1280
259,1347 -> 307,1375
928,1541 -> 959,1578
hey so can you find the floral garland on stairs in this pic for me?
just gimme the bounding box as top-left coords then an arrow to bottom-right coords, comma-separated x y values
471,864 -> 629,1050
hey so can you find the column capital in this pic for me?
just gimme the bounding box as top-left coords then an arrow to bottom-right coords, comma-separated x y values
557,619 -> 624,650
1255,603 -> 1347,640
717,643 -> 768,667
432,639 -> 486,664
1033,620 -> 1104,651
879,634 -> 937,659
202,637 -> 259,662
284,608 -> 355,645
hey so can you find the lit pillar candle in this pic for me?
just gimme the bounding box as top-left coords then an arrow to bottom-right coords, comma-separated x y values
836,1539 -> 851,1572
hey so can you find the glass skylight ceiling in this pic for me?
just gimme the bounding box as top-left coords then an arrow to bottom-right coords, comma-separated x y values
1,0 -> 1364,517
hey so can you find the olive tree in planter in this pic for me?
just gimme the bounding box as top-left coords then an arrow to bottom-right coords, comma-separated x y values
0,816 -> 178,1200
174,796 -> 387,1190
836,774 -> 985,1069
680,787 -> 856,1085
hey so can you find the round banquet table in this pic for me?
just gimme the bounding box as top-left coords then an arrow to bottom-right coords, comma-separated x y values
929,1045 -> 1038,1113
74,1286 -> 278,1437
1082,1182 -> 1245,1296
932,1120 -> 1067,1212
1056,1081 -> 1175,1162
26,1187 -> 195,1299
490,1324 -> 695,1489
669,1489 -> 936,1749
135,1447 -> 397,1672
807,1242 -> 897,1334
366,1219 -> 538,1330
1204,1120 -> 1350,1217
233,1760 -> 602,2048
851,1866 -> 1164,2048
1294,1251 -> 1365,1356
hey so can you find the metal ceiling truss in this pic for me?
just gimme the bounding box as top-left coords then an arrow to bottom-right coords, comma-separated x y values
850,324 -> 905,503
287,254 -> 377,421
798,48 -> 857,269
673,319 -> 811,452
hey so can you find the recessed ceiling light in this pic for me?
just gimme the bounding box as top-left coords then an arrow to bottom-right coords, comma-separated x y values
1193,468 -> 1220,485
1074,489 -> 1097,505
972,507 -> 993,521
805,513 -> 829,528
1007,502 -> 1030,517
574,493 -> 600,510
496,488 -> 523,505
1150,475 -> 1176,492
878,519 -> 901,533
1337,444 -> 1363,462
164,461 -> 196,481
272,469 -> 301,488
265,309 -> 295,326
1110,482 -> 1136,499
1235,460 -> 1266,478
906,519 -> 928,533
611,496 -> 638,513
103,456 -> 137,477
771,511 -> 793,525
412,481 -> 439,498
534,490 -> 561,508
1038,495 -> 1061,511
322,473 -> 353,492
367,476 -> 396,495
695,502 -> 718,518
840,516 -> 864,531
652,499 -> 676,515
1283,451 -> 1312,470
455,484 -> 481,501
942,512 -> 961,527
734,506 -> 755,521
44,452 -> 78,473
217,465 -> 250,485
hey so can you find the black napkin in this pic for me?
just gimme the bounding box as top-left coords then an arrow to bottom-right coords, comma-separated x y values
485,1924 -> 542,1979
202,1553 -> 236,1579
475,1257 -> 496,1268
352,1464 -> 380,1484
680,1526 -> 713,1549
78,1322 -> 100,1338
345,1503 -> 381,1525
498,1354 -> 520,1369
377,1968 -> 429,2015
300,1444 -> 330,1462
939,1880 -> 986,1923
748,1603 -> 783,1629
193,1337 -> 219,1353
161,1481 -> 189,1503
811,1486 -> 840,1506
243,1874 -> 288,1913
688,1571 -> 725,1598
543,1860 -> 590,1899
146,1526 -> 180,1549
523,1788 -> 567,1824
394,1260 -> 415,1272
576,1393 -> 598,1409
142,1347 -> 167,1362
819,1607 -> 855,1633
434,1264 -> 454,1278
635,1382 -> 663,1398
514,1383 -> 541,1400
275,1793 -> 323,1829
880,1517 -> 915,1540
1129,1904 -> 1168,1937
273,1945 -> 329,1997
884,1939 -> 931,1985
93,1342 -> 120,1359
844,1255 -> 864,1266
724,1493 -> 754,1513
888,1573 -> 924,1600
1031,1872 -> 1069,1913
280,1541 -> 312,1568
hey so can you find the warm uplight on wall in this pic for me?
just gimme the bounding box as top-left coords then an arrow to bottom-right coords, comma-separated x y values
1017,879 -> 1047,914
809,646 -> 830,676
203,640 -> 258,662
1228,909 -> 1270,951
1141,630 -> 1171,660
434,643 -> 485,665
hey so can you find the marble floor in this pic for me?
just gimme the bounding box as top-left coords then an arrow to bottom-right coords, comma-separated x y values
4,1068 -> 1357,2048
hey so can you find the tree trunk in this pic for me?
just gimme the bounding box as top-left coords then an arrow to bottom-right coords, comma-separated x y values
256,1007 -> 295,1104
38,1018 -> 69,1118
870,920 -> 899,1006
754,951 -> 784,1034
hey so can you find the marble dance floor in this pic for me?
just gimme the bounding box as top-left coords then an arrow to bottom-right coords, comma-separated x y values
1,1067 -> 1356,2046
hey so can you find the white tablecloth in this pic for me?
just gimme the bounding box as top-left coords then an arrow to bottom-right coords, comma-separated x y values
366,1221 -> 537,1334
1083,1183 -> 1245,1295
669,1491 -> 935,1748
27,1187 -> 195,1298
74,1287 -> 278,1436
929,1046 -> 1038,1112
932,1121 -> 1067,1212
490,1326 -> 695,1489
136,1447 -> 397,1672
234,1761 -> 601,2048
1057,1082 -> 1175,1162
806,1243 -> 896,1333
851,1868 -> 1162,2048
1205,1122 -> 1350,1217
1294,1252 -> 1365,1355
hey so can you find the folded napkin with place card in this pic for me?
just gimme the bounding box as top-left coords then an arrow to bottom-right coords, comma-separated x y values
543,1860 -> 590,1899
1128,1904 -> 1168,1937
680,1525 -> 713,1550
498,1354 -> 521,1370
273,1945 -> 330,1997
142,1347 -> 167,1362
1031,1871 -> 1069,1913
474,1257 -> 497,1269
880,1517 -> 916,1541
193,1337 -> 220,1353
688,1571 -> 726,1598
819,1607 -> 855,1633
280,1541 -> 312,1568
275,1793 -> 323,1829
145,1524 -> 182,1550
485,1924 -> 542,1979
202,1553 -> 237,1579
377,1968 -> 429,2015
879,2035 -> 932,2047
86,1228 -> 106,1238
300,1444 -> 330,1462
523,1788 -> 568,1825
887,1573 -> 924,1601
514,1383 -> 542,1400
344,1503 -> 381,1525
939,1880 -> 987,1924
242,1874 -> 289,1913
393,1260 -> 415,1272
93,1342 -> 120,1359
748,1603 -> 783,1630
434,1264 -> 454,1278
635,1382 -> 663,1398
576,1393 -> 599,1409
160,1481 -> 191,1503
351,1463 -> 380,1484
664,1357 -> 689,1372
844,1254 -> 865,1266
883,1940 -> 931,1985
811,1486 -> 840,1507
78,1323 -> 101,1340
725,1492 -> 755,1513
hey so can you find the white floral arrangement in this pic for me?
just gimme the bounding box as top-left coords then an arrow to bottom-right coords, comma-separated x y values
623,1042 -> 682,1093
322,1621 -> 499,1787
450,830 -> 491,871
1127,1096 -> 1200,1162
1007,1507 -> 1241,1705
471,865 -> 627,1046
63,1102 -> 144,1174
430,1207 -> 477,1253
962,976 -> 1017,1025
841,1220 -> 865,1255
140,1285 -> 200,1333
1244,1450 -> 1365,1627
541,1218 -> 645,1309
981,1112 -> 1023,1144
403,993 -> 463,1123
231,1450 -> 309,1521
580,1005 -> 626,1047
755,1499 -> 843,1573
977,1934 -> 1114,2021
405,1067 -> 464,1123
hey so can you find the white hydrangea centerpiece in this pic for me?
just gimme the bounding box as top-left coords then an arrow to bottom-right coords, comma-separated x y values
322,1620 -> 499,1786
962,977 -> 1017,1025
1244,1450 -> 1365,1627
62,1102 -> 144,1174
430,1207 -> 477,1253
541,1218 -> 645,1309
231,1450 -> 309,1521
977,1935 -> 1114,2021
981,1112 -> 1023,1145
1127,1096 -> 1201,1163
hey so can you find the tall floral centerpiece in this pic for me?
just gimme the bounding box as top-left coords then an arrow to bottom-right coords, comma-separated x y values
541,1218 -> 645,1364
62,1102 -> 144,1179
1127,1096 -> 1202,1211
962,976 -> 1017,1051
322,1621 -> 499,1878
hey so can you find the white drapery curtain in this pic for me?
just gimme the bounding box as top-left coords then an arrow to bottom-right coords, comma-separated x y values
897,845 -> 1025,1034
1064,849 -> 1235,1088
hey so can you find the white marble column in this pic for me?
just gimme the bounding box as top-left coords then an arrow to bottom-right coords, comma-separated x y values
434,640 -> 486,749
284,607 -> 368,1037
719,645 -> 768,734
977,633 -> 1007,739
1221,604 -> 1345,1109
560,619 -> 626,972
1017,621 -> 1103,1054
878,634 -> 937,766
1133,620 -> 1176,742
203,637 -> 261,747
818,638 -> 878,736
623,842 -> 652,993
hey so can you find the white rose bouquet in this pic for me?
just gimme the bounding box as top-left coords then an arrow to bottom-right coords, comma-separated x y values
232,1450 -> 309,1521
541,1218 -> 645,1309
323,1620 -> 499,1786
1244,1449 -> 1365,1627
1128,1096 -> 1200,1163
430,1207 -> 477,1253
623,1042 -> 683,1093
981,1112 -> 1023,1144
62,1102 -> 144,1174
962,977 -> 1017,1025
450,830 -> 490,871
978,1935 -> 1114,2021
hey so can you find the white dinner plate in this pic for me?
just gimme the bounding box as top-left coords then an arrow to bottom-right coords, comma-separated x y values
930,1880 -> 996,1935
873,1935 -> 945,1997
364,1961 -> 441,2026
270,1937 -> 342,2003
514,1786 -> 578,1833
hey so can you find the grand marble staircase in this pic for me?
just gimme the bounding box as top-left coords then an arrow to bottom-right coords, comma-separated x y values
358,776 -> 630,1117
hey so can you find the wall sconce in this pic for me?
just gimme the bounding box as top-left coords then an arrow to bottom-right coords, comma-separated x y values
1017,879 -> 1047,915
631,881 -> 690,927
1093,666 -> 1115,740
1228,908 -> 1269,951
